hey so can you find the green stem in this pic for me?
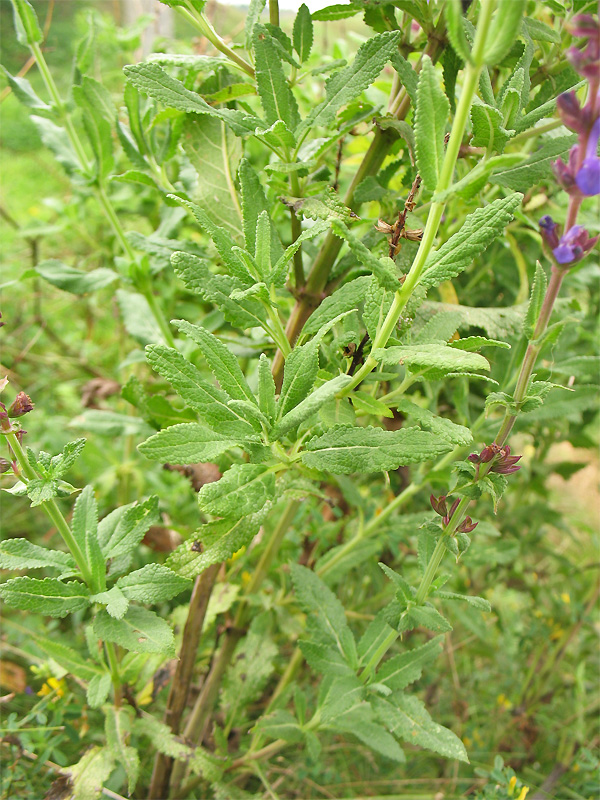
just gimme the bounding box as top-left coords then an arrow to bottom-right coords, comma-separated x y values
5,431 -> 93,587
289,171 -> 304,288
341,0 -> 496,395
360,628 -> 398,682
105,641 -> 122,707
95,185 -> 136,264
178,4 -> 255,77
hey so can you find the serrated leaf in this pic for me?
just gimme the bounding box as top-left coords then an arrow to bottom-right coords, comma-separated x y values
253,24 -> 299,129
394,399 -> 472,446
90,586 -> 129,619
86,672 -> 112,708
145,345 -> 255,436
0,577 -> 90,617
172,321 -> 256,405
34,637 -> 103,682
302,426 -> 451,473
255,709 -> 305,742
375,636 -> 443,691
66,745 -> 115,800
293,4 -> 313,62
302,276 -> 371,336
94,606 -> 175,655
0,539 -> 76,574
166,513 -> 264,579
420,193 -> 523,290
2,67 -> 50,111
281,189 -> 356,223
523,261 -> 548,339
300,640 -> 356,678
132,716 -> 190,760
72,486 -> 106,593
300,30 -> 401,132
258,354 -> 277,421
11,0 -> 42,46
138,422 -> 244,464
116,289 -> 168,345
334,703 -> 406,763
98,496 -> 159,561
116,563 -> 190,604
491,135 -> 575,192
198,464 -> 276,518
373,343 -> 490,376
105,706 -> 139,795
415,55 -> 449,191
444,0 -> 471,63
291,564 -> 357,667
183,115 -> 242,242
273,375 -> 352,438
375,695 -> 468,762
435,590 -> 491,611
470,101 -> 513,152
331,221 -> 398,290
124,62 -> 261,137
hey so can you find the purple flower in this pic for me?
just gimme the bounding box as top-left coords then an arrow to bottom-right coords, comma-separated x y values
7,392 -> 34,418
576,117 -> 600,196
539,216 -> 560,249
568,15 -> 600,80
553,225 -> 599,265
553,147 -> 582,195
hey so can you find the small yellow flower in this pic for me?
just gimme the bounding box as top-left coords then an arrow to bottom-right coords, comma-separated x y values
561,592 -> 570,604
37,677 -> 66,698
508,775 -> 517,794
496,693 -> 513,710
462,736 -> 472,748
241,571 -> 252,586
517,786 -> 529,800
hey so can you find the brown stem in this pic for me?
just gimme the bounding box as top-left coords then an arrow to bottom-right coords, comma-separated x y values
147,563 -> 219,800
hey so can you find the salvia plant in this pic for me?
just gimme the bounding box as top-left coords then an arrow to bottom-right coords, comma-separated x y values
1,0 -> 598,798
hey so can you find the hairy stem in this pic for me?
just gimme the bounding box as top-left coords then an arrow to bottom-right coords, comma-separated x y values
178,3 -> 255,77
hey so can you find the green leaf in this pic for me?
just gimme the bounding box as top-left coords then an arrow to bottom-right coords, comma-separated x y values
270,219 -> 329,286
71,486 -> 106,593
273,375 -> 352,439
300,641 -> 355,678
198,464 -> 276,518
132,716 -> 190,760
281,188 -> 356,223
373,343 -> 490,376
90,586 -> 129,620
10,0 -> 42,46
166,513 -> 264,579
73,82 -> 114,180
172,200 -> 252,285
94,606 -> 175,655
105,706 -> 139,795
98,496 -> 159,561
145,345 -> 255,436
254,211 -> 272,280
258,353 -> 277,421
114,563 -> 190,604
420,193 -> 523,290
123,62 -> 261,137
239,159 -> 282,263
291,564 -> 358,667
255,709 -> 304,743
183,115 -> 242,242
334,704 -> 406,763
0,577 -> 90,617
300,31 -> 401,132
470,101 -> 513,152
375,695 -> 469,762
0,539 -> 76,574
34,259 -> 118,294
302,426 -> 452,474
444,0 -> 471,63
293,4 -> 313,62
483,0 -> 526,65
389,52 -> 418,106
139,422 -> 244,464
2,68 -> 50,111
66,746 -> 115,800
394,399 -> 472,446
523,261 -> 548,340
31,116 -> 79,174
331,222 -> 398,290
172,322 -> 256,405
116,289 -> 168,345
523,17 -> 560,43
491,135 -> 576,192
34,637 -> 103,682
302,276 -> 371,336
86,673 -> 112,708
375,636 -> 443,691
415,56 -> 449,192
245,0 -> 266,51
253,24 -> 300,129
435,590 -> 491,612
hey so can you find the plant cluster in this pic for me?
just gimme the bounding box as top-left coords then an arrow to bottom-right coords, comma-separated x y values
1,1 -> 598,798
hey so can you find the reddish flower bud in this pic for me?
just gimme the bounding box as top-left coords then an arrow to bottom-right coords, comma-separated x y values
539,216 -> 560,250
556,91 -> 583,133
0,457 -> 11,473
447,497 -> 461,523
457,516 -> 478,534
8,392 -> 34,418
553,225 -> 599,265
430,494 -> 448,517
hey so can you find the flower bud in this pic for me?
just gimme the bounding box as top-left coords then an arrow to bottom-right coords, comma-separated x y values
7,392 -> 34,418
457,516 -> 478,534
430,494 -> 448,517
553,225 -> 599,266
539,216 -> 560,250
0,457 -> 11,473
